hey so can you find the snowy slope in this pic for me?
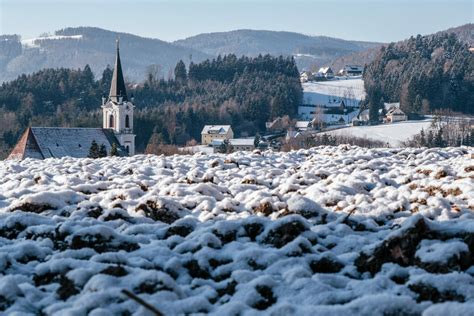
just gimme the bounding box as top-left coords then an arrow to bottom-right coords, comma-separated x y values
0,146 -> 473,315
21,35 -> 83,48
302,78 -> 365,107
326,120 -> 433,146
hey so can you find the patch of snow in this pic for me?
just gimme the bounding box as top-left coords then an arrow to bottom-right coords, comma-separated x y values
21,35 -> 83,48
325,120 -> 433,146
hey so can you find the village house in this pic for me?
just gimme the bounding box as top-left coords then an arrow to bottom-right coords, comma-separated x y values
385,107 -> 407,123
211,138 -> 254,153
201,125 -> 233,145
295,121 -> 313,132
8,41 -> 134,160
317,67 -> 334,79
355,109 -> 370,125
338,65 -> 364,76
300,71 -> 313,83
265,116 -> 291,133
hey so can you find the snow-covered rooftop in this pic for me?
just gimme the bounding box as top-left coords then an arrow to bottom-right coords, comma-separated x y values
201,125 -> 232,135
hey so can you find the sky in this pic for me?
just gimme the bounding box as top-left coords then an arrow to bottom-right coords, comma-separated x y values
0,0 -> 472,43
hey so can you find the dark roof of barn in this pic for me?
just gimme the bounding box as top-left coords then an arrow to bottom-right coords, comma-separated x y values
8,127 -> 127,160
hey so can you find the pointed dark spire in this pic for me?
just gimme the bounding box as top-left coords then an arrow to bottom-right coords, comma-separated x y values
108,38 -> 128,102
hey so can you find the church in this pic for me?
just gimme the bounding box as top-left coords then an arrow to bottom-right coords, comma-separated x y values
7,41 -> 136,160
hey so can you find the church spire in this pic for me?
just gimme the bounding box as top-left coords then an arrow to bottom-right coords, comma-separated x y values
108,39 -> 128,102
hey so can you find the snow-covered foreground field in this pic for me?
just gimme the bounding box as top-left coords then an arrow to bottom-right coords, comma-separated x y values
326,120 -> 434,146
1,146 -> 473,315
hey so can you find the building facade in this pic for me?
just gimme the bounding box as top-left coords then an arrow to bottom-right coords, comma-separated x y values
201,125 -> 233,145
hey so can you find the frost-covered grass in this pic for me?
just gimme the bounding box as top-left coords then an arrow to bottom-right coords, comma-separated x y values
0,146 -> 473,315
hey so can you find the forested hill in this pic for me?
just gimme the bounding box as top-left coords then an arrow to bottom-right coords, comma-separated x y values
363,32 -> 474,119
0,54 -> 302,158
173,29 -> 380,70
0,27 -> 380,83
0,27 -> 211,83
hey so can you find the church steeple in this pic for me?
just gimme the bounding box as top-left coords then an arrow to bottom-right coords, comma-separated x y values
109,39 -> 128,103
102,39 -> 135,155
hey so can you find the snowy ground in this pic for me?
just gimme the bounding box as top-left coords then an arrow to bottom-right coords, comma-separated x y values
302,78 -> 365,107
21,35 -> 83,48
0,146 -> 473,315
326,120 -> 434,146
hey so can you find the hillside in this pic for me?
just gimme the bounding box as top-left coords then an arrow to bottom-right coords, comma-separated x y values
174,29 -> 381,70
0,27 -> 211,83
1,146 -> 473,314
435,23 -> 474,46
1,25 -> 471,84
0,54 -> 302,158
363,31 -> 474,116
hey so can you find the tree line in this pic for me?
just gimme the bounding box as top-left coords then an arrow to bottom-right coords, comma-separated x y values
363,32 -> 473,121
0,54 -> 302,158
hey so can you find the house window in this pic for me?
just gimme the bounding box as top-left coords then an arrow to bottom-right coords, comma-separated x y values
109,114 -> 114,128
125,115 -> 130,128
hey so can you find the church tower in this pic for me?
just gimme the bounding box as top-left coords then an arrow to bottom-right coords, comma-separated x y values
102,40 -> 136,155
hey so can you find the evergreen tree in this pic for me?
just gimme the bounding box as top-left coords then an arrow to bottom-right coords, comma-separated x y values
321,133 -> 330,145
419,128 -> 426,147
434,127 -> 445,147
270,94 -> 287,119
98,144 -> 107,157
110,142 -> 119,156
254,133 -> 261,148
427,130 -> 434,148
469,128 -> 474,146
174,60 -> 187,83
413,94 -> 422,114
88,140 -> 99,158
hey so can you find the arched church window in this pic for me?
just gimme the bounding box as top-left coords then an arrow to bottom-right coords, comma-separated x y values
125,115 -> 130,128
109,114 -> 114,128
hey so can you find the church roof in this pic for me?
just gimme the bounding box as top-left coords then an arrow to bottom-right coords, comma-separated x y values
7,127 -> 127,160
109,40 -> 128,103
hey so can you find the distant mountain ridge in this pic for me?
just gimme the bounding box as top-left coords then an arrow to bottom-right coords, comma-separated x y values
174,29 -> 381,70
0,27 -> 211,83
0,24 -> 472,83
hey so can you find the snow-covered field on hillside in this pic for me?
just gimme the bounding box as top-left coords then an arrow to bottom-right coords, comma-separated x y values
1,146 -> 473,315
302,78 -> 365,107
326,120 -> 434,146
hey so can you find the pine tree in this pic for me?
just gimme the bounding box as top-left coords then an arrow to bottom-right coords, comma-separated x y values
434,127 -> 445,147
88,140 -> 99,158
413,94 -> 422,114
99,144 -> 107,157
110,142 -> 119,156
419,128 -> 426,147
254,133 -> 261,148
427,130 -> 434,148
270,94 -> 287,119
174,60 -> 187,83
321,133 -> 330,145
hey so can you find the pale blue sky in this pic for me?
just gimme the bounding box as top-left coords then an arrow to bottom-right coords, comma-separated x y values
0,0 -> 472,42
